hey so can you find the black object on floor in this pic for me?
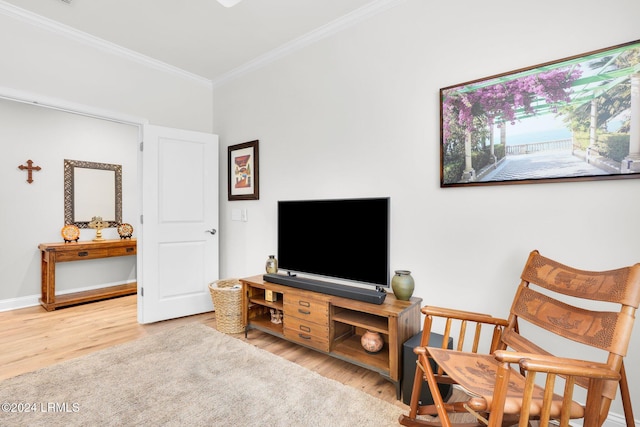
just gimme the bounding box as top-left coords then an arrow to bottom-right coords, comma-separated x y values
402,331 -> 453,405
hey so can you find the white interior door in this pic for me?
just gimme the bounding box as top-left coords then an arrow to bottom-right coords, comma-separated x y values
138,125 -> 219,323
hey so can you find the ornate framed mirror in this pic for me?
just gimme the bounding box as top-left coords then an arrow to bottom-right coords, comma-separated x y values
64,159 -> 122,228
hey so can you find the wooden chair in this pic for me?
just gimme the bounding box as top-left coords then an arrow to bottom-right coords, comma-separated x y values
399,250 -> 640,427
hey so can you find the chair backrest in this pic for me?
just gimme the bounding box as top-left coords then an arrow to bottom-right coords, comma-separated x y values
501,250 -> 640,404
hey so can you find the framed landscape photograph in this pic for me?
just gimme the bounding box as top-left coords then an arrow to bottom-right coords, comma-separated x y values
228,140 -> 259,200
440,39 -> 640,187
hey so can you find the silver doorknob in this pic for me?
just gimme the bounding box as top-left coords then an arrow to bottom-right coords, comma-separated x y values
205,229 -> 217,235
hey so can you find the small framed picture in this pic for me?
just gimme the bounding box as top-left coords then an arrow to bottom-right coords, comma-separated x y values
228,140 -> 259,200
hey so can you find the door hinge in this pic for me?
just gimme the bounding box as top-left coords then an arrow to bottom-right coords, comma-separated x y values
140,214 -> 143,224
141,287 -> 144,297
139,141 -> 143,151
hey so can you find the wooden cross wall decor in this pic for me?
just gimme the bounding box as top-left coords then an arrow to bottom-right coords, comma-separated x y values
18,159 -> 41,184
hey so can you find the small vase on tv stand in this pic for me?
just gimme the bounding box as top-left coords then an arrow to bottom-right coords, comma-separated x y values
265,255 -> 278,274
391,270 -> 414,300
361,330 -> 384,353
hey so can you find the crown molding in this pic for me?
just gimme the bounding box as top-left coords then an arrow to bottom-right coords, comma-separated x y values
211,0 -> 407,88
0,1 -> 213,89
0,0 -> 406,91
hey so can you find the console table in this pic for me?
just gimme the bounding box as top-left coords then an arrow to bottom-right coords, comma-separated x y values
241,275 -> 422,398
38,239 -> 137,311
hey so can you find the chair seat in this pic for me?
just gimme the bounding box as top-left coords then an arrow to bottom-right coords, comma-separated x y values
427,347 -> 585,419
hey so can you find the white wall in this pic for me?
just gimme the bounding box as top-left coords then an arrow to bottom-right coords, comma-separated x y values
213,0 -> 640,420
0,99 -> 138,302
0,11 -> 212,132
0,10 -> 213,307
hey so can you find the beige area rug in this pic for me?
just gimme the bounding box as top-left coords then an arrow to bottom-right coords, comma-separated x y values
0,324 -> 403,426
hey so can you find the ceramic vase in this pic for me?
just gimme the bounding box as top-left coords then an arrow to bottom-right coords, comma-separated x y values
391,270 -> 414,300
360,330 -> 384,353
265,255 -> 278,274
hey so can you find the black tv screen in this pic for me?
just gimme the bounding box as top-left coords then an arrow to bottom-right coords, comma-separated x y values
277,198 -> 390,288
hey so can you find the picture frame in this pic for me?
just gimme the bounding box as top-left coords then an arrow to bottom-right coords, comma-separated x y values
440,39 -> 640,187
64,159 -> 122,228
228,140 -> 259,200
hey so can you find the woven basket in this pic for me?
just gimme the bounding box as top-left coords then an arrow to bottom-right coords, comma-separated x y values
209,279 -> 244,334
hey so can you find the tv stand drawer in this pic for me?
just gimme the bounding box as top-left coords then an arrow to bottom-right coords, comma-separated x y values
284,316 -> 329,339
284,322 -> 330,352
284,292 -> 328,325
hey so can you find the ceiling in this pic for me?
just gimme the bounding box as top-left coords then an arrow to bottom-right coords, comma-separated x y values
2,0 -> 383,85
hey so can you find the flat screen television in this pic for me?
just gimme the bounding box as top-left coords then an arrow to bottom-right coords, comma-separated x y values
277,197 -> 390,289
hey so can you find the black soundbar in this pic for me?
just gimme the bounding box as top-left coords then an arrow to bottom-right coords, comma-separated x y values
263,273 -> 387,305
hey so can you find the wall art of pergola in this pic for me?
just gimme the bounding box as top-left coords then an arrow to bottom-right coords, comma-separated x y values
441,39 -> 640,187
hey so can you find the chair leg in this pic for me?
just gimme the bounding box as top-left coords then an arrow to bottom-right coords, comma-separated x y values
619,363 -> 635,427
420,350 -> 453,427
408,358 -> 425,419
486,362 -> 511,427
399,349 -> 448,427
399,367 -> 432,426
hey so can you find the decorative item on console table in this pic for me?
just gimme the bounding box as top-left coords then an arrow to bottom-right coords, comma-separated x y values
88,216 -> 108,241
391,270 -> 415,300
117,223 -> 134,239
60,224 -> 80,243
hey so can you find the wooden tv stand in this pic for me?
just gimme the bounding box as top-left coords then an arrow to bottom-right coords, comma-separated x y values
38,239 -> 137,311
240,275 -> 422,398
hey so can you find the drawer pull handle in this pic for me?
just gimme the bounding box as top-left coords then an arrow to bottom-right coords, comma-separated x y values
299,325 -> 311,333
298,301 -> 310,308
298,309 -> 311,315
298,334 -> 311,340
78,251 -> 89,257
126,247 -> 134,252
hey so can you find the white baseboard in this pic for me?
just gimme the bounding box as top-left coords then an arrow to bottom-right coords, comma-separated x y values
601,412 -> 637,427
543,409 -> 632,427
0,294 -> 40,312
0,280 -> 137,312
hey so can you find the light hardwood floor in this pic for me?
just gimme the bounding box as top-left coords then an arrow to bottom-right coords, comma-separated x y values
0,295 -> 407,410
